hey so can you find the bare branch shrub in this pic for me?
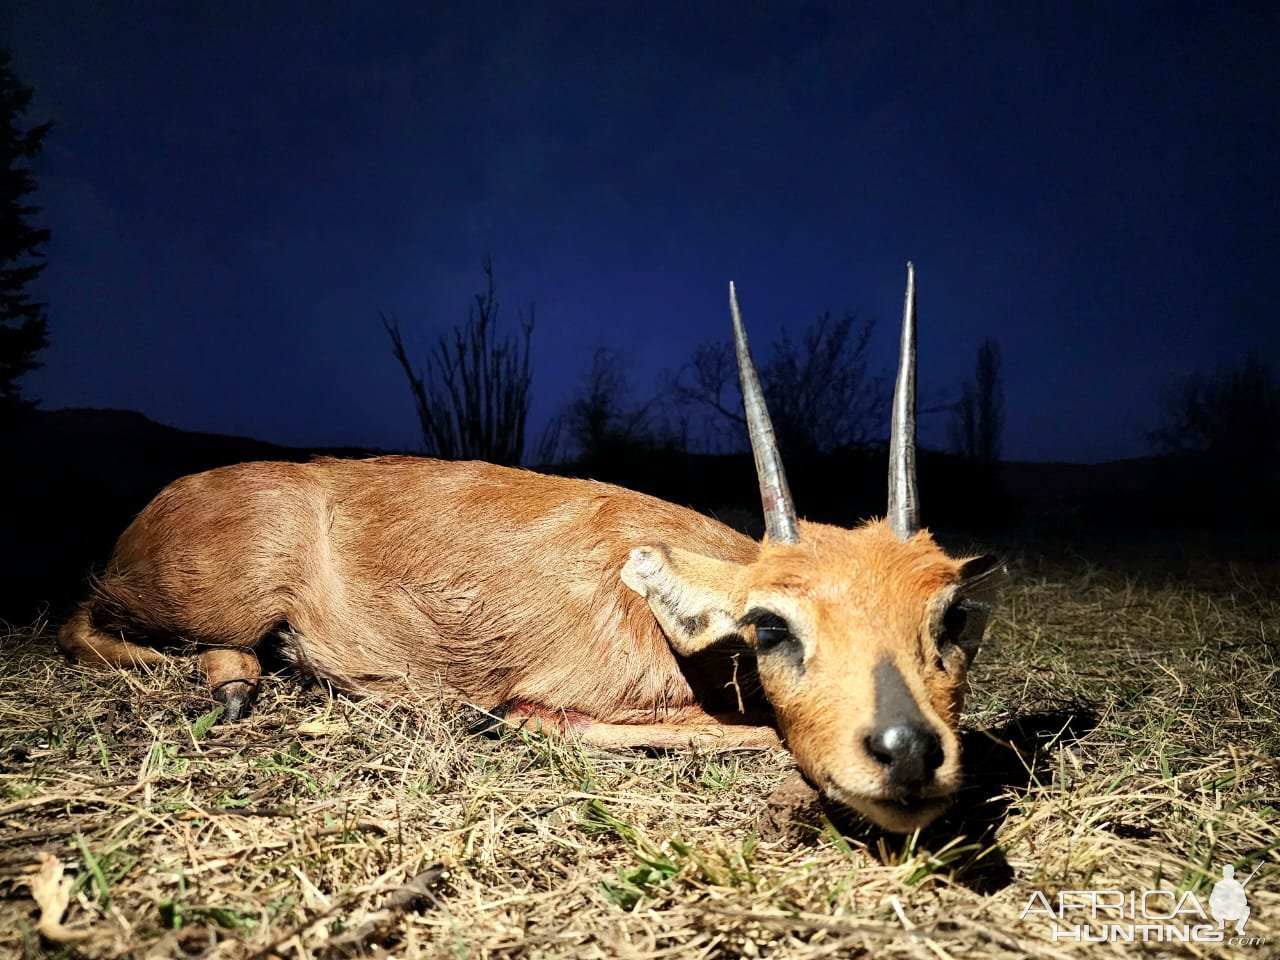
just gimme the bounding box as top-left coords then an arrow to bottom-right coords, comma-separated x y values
384,259 -> 533,465
1151,353 -> 1279,468
674,310 -> 886,456
564,350 -> 659,460
1143,353 -> 1280,523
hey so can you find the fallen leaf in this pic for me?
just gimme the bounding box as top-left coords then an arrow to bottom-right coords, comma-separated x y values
28,852 -> 91,943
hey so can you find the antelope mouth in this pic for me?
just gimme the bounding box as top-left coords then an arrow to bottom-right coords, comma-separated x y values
861,794 -> 951,827
823,785 -> 953,832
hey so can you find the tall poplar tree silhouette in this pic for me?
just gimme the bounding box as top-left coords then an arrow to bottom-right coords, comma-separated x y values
0,50 -> 52,407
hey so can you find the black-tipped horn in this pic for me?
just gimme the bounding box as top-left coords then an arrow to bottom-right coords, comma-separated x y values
887,262 -> 920,539
730,282 -> 800,545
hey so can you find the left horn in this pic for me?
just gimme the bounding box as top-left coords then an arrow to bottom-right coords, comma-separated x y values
730,282 -> 800,545
886,262 -> 920,539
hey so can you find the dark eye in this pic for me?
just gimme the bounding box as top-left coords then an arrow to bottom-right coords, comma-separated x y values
938,599 -> 987,665
742,609 -> 795,651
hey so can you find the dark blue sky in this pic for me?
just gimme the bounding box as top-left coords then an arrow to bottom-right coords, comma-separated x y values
7,2 -> 1278,462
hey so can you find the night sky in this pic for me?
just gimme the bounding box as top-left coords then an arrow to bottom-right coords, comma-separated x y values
7,2 -> 1278,463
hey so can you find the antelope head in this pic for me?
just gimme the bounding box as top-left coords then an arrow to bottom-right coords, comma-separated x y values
623,265 -> 1003,832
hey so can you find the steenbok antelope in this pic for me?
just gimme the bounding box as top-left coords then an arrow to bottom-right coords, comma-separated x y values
59,265 -> 1003,832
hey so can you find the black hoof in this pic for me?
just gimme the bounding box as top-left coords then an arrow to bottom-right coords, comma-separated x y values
462,699 -> 517,737
213,681 -> 257,722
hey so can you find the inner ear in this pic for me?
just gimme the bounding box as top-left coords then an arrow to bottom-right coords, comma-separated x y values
958,554 -> 1006,594
621,543 -> 747,656
937,553 -> 1006,660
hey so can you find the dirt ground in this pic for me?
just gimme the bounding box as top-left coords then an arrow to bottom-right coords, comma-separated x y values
1,541 -> 1276,958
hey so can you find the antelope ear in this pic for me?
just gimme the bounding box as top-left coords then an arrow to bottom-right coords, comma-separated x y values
621,544 -> 747,655
940,555 -> 1006,661
958,554 -> 1006,602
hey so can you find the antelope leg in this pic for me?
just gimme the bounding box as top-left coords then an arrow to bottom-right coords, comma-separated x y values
199,648 -> 262,721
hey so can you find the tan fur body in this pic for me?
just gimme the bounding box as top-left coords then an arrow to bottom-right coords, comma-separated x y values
60,456 -> 759,724
61,455 -> 1001,832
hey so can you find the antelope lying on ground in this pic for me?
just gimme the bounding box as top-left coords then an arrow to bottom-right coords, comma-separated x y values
59,266 -> 1002,832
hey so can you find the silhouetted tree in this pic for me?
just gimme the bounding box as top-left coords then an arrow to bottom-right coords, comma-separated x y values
950,338 -> 1004,464
0,50 -> 52,408
384,259 -> 533,465
1152,353 -> 1279,471
564,350 -> 650,459
674,310 -> 885,456
1138,354 -> 1280,526
562,349 -> 696,461
671,340 -> 741,453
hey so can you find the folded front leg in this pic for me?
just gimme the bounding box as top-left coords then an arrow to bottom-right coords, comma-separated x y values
199,648 -> 262,721
576,721 -> 781,751
465,698 -> 780,751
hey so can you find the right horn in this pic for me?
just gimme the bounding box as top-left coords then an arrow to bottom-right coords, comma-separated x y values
886,262 -> 920,539
730,282 -> 801,545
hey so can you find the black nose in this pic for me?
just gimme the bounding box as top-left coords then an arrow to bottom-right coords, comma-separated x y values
865,724 -> 944,793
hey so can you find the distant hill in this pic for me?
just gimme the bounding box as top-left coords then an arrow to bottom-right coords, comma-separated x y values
0,407 -> 385,623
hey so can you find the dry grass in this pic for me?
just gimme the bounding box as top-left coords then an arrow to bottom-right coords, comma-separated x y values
2,542 -> 1277,958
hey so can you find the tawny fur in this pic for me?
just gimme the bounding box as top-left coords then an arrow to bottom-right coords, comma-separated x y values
60,455 -> 1000,831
